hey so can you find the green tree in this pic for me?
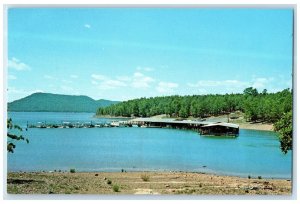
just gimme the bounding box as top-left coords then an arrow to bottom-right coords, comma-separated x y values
179,107 -> 189,118
274,111 -> 292,154
190,100 -> 198,117
7,118 -> 29,153
178,98 -> 190,118
262,89 -> 267,95
132,102 -> 139,117
171,98 -> 181,117
243,97 -> 259,121
138,99 -> 148,117
243,87 -> 258,97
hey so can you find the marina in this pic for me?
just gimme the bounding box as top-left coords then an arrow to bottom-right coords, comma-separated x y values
27,118 -> 239,136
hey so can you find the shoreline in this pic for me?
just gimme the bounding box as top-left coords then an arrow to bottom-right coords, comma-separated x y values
94,114 -> 274,132
7,171 -> 291,195
7,169 -> 290,180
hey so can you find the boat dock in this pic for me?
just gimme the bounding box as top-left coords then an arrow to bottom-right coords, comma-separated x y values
128,118 -> 213,129
28,118 -> 239,136
27,121 -> 131,129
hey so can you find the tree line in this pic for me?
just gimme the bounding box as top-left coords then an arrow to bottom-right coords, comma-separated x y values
96,87 -> 292,124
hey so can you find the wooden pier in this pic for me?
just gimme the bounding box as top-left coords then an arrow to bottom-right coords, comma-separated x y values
127,118 -> 239,136
128,118 -> 212,129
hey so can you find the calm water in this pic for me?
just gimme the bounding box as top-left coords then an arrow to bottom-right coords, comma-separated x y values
7,112 -> 292,178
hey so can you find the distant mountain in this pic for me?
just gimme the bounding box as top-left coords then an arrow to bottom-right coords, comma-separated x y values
8,92 -> 120,113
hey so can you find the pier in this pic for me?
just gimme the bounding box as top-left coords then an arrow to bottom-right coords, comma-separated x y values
27,121 -> 130,129
128,118 -> 212,129
27,118 -> 239,136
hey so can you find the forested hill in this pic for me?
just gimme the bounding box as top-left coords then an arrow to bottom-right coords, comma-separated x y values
8,93 -> 119,113
96,88 -> 292,123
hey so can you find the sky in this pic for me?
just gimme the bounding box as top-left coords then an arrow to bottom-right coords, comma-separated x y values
7,8 -> 293,102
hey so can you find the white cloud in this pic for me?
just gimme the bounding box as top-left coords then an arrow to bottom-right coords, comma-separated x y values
131,72 -> 155,88
249,77 -> 281,92
251,78 -> 272,89
91,74 -> 127,90
97,79 -> 127,90
91,74 -> 109,81
70,75 -> 78,79
84,24 -> 91,29
156,82 -> 178,93
8,57 -> 31,71
91,71 -> 155,90
8,75 -> 17,80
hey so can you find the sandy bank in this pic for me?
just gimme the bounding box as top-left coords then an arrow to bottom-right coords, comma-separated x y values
202,115 -> 274,131
7,172 -> 291,195
238,123 -> 274,131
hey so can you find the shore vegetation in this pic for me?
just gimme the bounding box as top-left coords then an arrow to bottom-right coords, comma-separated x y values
97,87 -> 292,153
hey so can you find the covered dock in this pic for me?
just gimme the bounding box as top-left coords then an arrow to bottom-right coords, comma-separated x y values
129,118 -> 212,129
199,122 -> 239,137
128,118 -> 239,135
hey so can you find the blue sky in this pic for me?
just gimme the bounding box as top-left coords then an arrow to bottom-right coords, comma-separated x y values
7,8 -> 293,102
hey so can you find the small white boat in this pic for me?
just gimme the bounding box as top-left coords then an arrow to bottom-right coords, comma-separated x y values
110,121 -> 120,127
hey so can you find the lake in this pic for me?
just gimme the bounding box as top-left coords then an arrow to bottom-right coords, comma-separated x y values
7,112 -> 292,179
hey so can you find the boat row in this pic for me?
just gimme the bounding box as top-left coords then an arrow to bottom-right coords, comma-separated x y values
28,121 -> 141,129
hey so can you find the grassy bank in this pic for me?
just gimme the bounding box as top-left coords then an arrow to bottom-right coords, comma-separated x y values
7,172 -> 291,195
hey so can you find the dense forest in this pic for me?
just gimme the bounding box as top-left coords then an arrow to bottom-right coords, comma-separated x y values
96,87 -> 292,124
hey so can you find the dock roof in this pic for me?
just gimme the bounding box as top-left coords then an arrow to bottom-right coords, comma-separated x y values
201,122 -> 239,129
130,118 -> 214,125
129,118 -> 239,128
